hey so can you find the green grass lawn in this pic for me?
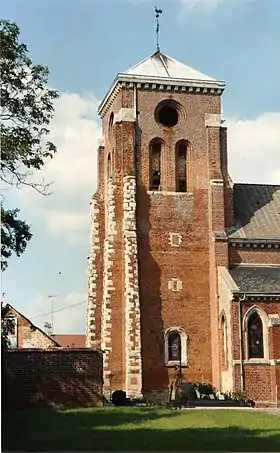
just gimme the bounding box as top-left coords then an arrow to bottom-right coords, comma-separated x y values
2,406 -> 280,451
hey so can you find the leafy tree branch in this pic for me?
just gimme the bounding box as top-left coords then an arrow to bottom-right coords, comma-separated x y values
0,20 -> 59,269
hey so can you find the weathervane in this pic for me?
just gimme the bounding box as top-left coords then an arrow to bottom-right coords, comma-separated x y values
155,6 -> 163,52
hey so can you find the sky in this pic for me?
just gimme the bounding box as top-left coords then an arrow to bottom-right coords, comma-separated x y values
1,0 -> 280,334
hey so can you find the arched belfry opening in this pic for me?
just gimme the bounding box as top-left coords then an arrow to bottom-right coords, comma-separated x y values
108,112 -> 114,147
149,138 -> 163,191
175,140 -> 189,192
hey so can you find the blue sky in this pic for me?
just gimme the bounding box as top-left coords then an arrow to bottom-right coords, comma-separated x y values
2,0 -> 280,333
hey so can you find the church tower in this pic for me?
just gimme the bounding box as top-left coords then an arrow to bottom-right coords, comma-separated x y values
86,49 -> 231,400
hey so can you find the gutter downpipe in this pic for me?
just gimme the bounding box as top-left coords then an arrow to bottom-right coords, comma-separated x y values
238,293 -> 246,392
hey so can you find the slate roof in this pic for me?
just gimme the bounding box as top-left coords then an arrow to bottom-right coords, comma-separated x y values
228,184 -> 280,240
125,51 -> 216,82
229,266 -> 280,294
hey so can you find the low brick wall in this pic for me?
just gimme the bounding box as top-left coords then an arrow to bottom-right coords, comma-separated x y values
2,348 -> 103,408
234,362 -> 280,407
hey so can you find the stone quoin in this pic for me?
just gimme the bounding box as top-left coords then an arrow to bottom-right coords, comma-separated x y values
86,50 -> 280,406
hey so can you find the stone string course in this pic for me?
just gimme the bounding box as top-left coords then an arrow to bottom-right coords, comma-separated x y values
123,176 -> 142,397
86,198 -> 100,347
101,178 -> 117,388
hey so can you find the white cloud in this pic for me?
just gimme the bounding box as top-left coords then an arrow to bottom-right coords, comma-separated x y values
47,211 -> 89,233
227,112 -> 280,184
17,91 -> 101,244
26,292 -> 87,334
181,0 -> 224,11
180,0 -> 256,15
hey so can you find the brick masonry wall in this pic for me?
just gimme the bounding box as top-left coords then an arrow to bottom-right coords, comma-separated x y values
88,82 -> 279,403
234,363 -> 280,406
207,124 -> 229,388
232,300 -> 280,405
231,300 -> 280,362
135,90 -> 223,392
229,246 -> 280,265
272,325 -> 280,358
90,85 -> 231,396
234,364 -> 272,402
136,90 -> 220,192
2,349 -> 103,408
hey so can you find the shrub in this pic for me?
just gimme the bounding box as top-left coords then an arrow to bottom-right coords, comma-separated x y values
111,390 -> 127,406
192,382 -> 216,396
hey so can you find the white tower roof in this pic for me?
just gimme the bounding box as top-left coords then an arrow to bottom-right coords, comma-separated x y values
98,51 -> 225,117
125,51 -> 216,82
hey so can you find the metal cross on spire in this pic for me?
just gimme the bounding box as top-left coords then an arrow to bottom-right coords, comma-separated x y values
155,6 -> 163,52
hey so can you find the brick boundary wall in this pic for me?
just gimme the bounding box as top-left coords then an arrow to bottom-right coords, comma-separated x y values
2,348 -> 104,409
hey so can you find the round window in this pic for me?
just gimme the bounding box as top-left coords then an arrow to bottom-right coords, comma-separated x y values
155,100 -> 180,127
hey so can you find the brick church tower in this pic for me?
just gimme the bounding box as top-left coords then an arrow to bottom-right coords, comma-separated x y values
86,49 -> 232,399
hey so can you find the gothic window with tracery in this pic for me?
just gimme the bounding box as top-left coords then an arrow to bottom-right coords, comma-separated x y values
248,312 -> 264,359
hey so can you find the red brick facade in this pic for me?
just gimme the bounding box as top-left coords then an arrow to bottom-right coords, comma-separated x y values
86,51 -> 280,405
229,300 -> 280,406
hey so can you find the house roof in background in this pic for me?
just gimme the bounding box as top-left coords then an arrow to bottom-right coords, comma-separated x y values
229,265 -> 280,294
228,184 -> 280,240
51,334 -> 86,348
2,303 -> 60,347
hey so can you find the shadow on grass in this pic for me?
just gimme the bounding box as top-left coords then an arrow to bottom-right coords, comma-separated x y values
2,407 -> 280,452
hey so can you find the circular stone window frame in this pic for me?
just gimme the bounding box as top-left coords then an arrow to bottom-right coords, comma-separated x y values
154,100 -> 183,128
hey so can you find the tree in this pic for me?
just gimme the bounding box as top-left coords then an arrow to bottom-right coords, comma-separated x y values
0,20 -> 59,270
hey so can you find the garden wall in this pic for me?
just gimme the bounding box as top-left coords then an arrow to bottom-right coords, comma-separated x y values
2,348 -> 104,408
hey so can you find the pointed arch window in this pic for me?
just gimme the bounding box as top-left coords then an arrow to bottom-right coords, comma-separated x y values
175,140 -> 189,192
247,311 -> 264,359
149,139 -> 163,191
